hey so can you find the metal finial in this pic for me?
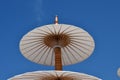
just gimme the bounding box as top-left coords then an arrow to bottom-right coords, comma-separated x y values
54,15 -> 58,24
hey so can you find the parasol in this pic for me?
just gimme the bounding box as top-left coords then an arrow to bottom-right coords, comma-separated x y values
117,68 -> 120,77
8,71 -> 101,80
20,16 -> 95,70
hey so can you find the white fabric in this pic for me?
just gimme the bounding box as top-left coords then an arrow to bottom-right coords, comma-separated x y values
8,71 -> 101,80
117,68 -> 120,77
20,24 -> 95,66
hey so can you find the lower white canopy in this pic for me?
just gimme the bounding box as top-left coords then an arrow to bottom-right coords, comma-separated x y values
8,71 -> 102,80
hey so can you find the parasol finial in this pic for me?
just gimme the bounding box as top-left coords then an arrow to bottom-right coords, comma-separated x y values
54,15 -> 58,24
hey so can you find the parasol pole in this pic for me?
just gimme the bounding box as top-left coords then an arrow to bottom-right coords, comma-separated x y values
54,16 -> 62,70
54,47 -> 62,70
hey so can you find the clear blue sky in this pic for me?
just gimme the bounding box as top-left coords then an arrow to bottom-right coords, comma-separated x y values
0,0 -> 120,80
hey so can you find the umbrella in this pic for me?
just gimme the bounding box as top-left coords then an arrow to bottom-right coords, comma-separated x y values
117,68 -> 120,77
8,71 -> 101,80
20,16 -> 95,70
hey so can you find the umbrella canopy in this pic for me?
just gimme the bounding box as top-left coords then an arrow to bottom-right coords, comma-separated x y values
20,24 -> 95,66
8,71 -> 101,80
117,68 -> 120,77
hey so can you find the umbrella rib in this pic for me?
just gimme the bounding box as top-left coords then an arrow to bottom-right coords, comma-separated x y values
31,31 -> 48,35
37,46 -> 51,64
26,45 -> 46,58
62,55 -> 65,66
68,73 -> 90,77
33,72 -> 54,77
64,75 -> 75,79
70,37 -> 94,42
21,42 -> 44,51
60,72 -> 69,77
58,24 -> 62,34
55,71 -> 59,79
25,45 -> 45,58
65,46 -> 79,61
44,48 -> 52,64
64,28 -> 78,34
62,72 -> 78,76
67,45 -> 84,59
38,72 -> 53,77
71,40 -> 94,47
19,74 -> 46,78
71,42 -> 92,51
21,40 -> 42,45
60,73 -> 76,78
11,77 -> 41,79
21,38 -> 42,42
50,49 -> 54,65
70,43 -> 89,56
21,74 -> 41,76
32,46 -> 48,63
69,35 -> 90,37
66,32 -> 86,35
65,46 -> 78,62
31,46 -> 47,62
61,25 -> 71,34
24,35 -> 46,38
81,77 -> 98,79
21,41 -> 43,46
21,38 -> 42,41
62,48 -> 73,64
75,76 -> 98,80
52,25 -> 57,34
38,28 -> 51,35
21,44 -> 43,54
61,50 -> 65,65
42,72 -> 56,77
46,26 -> 54,34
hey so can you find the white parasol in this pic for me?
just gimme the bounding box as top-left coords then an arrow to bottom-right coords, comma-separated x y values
20,16 -> 95,70
8,71 -> 101,80
117,68 -> 120,77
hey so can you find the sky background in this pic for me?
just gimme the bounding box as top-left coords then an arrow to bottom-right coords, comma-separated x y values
0,0 -> 120,80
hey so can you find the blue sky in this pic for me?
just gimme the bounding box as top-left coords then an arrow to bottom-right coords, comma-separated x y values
0,0 -> 120,80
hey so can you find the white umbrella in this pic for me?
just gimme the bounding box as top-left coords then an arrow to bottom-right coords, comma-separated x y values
117,68 -> 120,77
8,71 -> 101,80
20,16 -> 95,70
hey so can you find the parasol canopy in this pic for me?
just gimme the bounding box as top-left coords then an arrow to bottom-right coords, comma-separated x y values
20,24 -> 95,66
8,71 -> 101,80
117,68 -> 120,77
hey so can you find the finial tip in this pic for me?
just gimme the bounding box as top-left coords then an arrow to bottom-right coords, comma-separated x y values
54,15 -> 58,24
